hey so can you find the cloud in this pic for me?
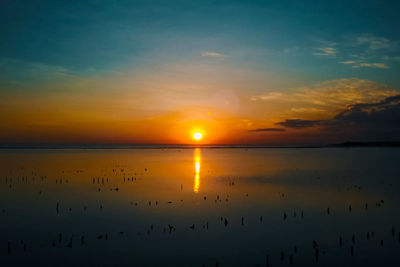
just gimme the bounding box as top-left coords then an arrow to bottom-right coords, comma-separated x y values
250,92 -> 283,101
382,56 -> 400,62
339,60 -> 356,64
275,94 -> 400,141
276,119 -> 324,129
357,63 -> 389,69
0,57 -> 76,89
334,94 -> 400,120
248,128 -> 285,132
310,37 -> 337,47
341,61 -> 390,69
354,34 -> 392,50
339,60 -> 389,69
317,34 -> 397,70
313,47 -> 337,56
283,47 -> 299,54
290,107 -> 326,113
250,78 -> 399,112
201,51 -> 228,59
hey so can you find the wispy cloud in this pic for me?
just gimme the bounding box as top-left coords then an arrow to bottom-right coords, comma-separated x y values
250,78 -> 399,118
316,34 -> 397,70
250,92 -> 283,101
356,63 -> 389,69
354,34 -> 392,50
382,55 -> 400,62
283,47 -> 299,54
344,34 -> 397,70
340,60 -> 390,69
290,107 -> 326,113
248,128 -> 285,132
201,51 -> 228,59
313,47 -> 337,56
310,37 -> 337,47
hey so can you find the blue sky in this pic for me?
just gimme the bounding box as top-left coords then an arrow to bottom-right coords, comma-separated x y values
1,0 -> 399,85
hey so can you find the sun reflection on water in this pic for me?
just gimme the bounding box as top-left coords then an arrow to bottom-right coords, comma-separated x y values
193,148 -> 201,193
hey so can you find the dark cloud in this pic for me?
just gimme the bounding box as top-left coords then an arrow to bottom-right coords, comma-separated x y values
248,128 -> 285,132
276,119 -> 324,128
275,94 -> 400,141
332,94 -> 400,125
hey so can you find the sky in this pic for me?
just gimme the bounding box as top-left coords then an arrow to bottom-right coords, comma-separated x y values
0,0 -> 400,145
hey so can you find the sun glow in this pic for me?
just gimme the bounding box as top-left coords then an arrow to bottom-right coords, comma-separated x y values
193,132 -> 202,140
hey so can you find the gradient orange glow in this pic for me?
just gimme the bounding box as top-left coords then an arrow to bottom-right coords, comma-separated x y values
0,71 -> 398,145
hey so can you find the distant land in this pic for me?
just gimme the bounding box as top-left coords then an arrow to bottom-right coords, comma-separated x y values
0,141 -> 400,149
327,141 -> 400,147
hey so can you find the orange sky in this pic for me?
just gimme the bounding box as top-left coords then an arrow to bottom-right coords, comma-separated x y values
1,63 -> 398,145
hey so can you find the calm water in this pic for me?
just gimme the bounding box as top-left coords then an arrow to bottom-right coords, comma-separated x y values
0,148 -> 399,266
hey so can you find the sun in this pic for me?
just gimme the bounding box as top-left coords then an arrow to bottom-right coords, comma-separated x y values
193,132 -> 202,141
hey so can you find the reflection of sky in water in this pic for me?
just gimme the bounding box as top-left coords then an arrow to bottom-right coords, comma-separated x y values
0,148 -> 400,266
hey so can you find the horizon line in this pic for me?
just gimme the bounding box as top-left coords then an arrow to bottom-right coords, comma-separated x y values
0,141 -> 399,149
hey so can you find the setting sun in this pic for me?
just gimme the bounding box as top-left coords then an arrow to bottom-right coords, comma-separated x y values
193,132 -> 202,140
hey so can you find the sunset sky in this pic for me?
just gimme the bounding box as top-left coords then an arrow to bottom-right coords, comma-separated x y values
1,0 -> 399,145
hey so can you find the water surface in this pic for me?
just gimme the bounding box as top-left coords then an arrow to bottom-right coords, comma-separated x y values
1,148 -> 399,266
